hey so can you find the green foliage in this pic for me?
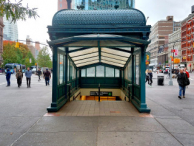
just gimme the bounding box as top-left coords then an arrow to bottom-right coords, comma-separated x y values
2,43 -> 18,66
2,40 -> 36,68
37,46 -> 52,68
0,0 -> 39,23
23,51 -> 36,68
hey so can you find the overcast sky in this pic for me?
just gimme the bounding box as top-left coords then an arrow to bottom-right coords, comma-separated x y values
17,0 -> 194,47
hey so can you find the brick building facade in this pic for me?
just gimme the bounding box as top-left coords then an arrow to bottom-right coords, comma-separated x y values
26,36 -> 40,59
147,16 -> 176,66
181,7 -> 194,70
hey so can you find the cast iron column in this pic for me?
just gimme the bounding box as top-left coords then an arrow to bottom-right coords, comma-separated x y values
65,47 -> 68,99
139,46 -> 150,113
52,46 -> 58,103
131,47 -> 134,100
47,45 -> 58,112
98,84 -> 100,102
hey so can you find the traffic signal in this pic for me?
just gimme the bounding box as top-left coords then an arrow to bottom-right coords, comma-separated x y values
171,49 -> 175,53
35,63 -> 37,66
146,60 -> 149,65
15,42 -> 19,48
147,55 -> 149,60
170,56 -> 173,61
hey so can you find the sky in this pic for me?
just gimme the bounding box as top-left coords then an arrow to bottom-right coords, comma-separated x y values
16,0 -> 194,48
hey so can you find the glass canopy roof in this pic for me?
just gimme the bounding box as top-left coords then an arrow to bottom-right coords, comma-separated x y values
50,34 -> 150,68
69,47 -> 131,68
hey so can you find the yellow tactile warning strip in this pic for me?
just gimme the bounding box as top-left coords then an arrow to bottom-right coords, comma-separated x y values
44,101 -> 153,118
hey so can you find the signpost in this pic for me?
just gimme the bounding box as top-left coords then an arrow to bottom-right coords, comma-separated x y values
169,59 -> 173,86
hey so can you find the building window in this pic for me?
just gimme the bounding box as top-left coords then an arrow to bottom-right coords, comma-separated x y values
106,67 -> 114,77
115,69 -> 120,77
81,69 -> 86,77
87,67 -> 95,77
58,54 -> 64,85
60,4 -> 62,8
135,54 -> 140,85
96,66 -> 104,77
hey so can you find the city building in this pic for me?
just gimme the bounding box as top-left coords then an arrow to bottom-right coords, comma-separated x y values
3,16 -> 18,41
58,0 -> 135,11
0,17 -> 4,66
26,36 -> 40,59
147,16 -> 181,66
168,29 -> 181,68
181,5 -> 194,70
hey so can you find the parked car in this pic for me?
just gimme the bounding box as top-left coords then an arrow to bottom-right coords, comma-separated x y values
159,69 -> 163,73
31,68 -> 37,74
153,68 -> 157,73
163,69 -> 168,74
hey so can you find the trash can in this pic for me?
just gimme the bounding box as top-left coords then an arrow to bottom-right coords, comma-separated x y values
157,76 -> 164,86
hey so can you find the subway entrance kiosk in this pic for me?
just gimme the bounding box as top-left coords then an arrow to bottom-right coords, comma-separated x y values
47,9 -> 151,113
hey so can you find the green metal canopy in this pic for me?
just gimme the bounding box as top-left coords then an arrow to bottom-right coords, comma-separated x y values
52,9 -> 146,26
47,9 -> 151,113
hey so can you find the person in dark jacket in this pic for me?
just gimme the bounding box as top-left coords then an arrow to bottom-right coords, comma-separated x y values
177,69 -> 188,99
44,69 -> 51,86
16,69 -> 23,88
37,68 -> 42,81
6,68 -> 11,87
148,70 -> 153,86
145,69 -> 149,84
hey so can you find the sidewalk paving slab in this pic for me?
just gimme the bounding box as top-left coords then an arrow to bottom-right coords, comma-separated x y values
97,132 -> 182,146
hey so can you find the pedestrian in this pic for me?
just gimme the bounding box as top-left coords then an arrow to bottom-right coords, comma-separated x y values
177,69 -> 190,99
184,67 -> 190,78
145,69 -> 149,84
184,68 -> 190,88
37,68 -> 42,81
6,68 -> 11,87
168,68 -> 170,77
16,69 -> 23,88
44,69 -> 51,86
25,67 -> 32,88
148,70 -> 153,86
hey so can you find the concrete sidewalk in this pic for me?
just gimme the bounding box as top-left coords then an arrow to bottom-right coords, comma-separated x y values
0,74 -> 194,146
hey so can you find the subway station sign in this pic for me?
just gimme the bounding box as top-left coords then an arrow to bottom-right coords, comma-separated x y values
90,91 -> 112,96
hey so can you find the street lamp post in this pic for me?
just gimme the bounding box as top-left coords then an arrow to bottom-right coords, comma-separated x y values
169,42 -> 176,86
169,59 -> 173,86
173,44 -> 175,70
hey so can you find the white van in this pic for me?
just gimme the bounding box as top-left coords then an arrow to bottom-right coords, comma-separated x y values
179,64 -> 185,69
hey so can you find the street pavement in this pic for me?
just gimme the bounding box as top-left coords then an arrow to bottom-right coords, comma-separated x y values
0,72 -> 194,146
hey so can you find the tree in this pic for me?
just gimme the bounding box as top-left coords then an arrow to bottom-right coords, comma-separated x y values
37,46 -> 52,68
0,0 -> 39,22
23,51 -> 35,68
2,40 -> 36,67
2,41 -> 20,66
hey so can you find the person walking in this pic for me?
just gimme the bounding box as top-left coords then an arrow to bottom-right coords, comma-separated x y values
6,69 -> 11,87
44,69 -> 51,86
177,69 -> 189,99
25,67 -> 32,88
184,68 -> 190,88
148,70 -> 153,86
145,69 -> 149,84
37,68 -> 42,81
184,67 -> 190,78
16,69 -> 23,88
